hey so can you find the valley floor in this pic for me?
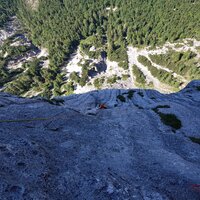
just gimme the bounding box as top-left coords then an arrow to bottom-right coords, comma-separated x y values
0,17 -> 200,97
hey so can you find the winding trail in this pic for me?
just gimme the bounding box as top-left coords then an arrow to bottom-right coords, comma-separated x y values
127,47 -> 173,93
127,38 -> 200,92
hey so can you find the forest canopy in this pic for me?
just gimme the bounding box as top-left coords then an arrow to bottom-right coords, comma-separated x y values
1,0 -> 200,97
15,0 -> 200,65
0,0 -> 15,27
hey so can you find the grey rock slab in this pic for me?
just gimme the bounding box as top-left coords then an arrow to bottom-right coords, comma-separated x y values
0,81 -> 200,199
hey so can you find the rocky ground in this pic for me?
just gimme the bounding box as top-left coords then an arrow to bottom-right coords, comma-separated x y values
0,81 -> 200,199
61,38 -> 200,95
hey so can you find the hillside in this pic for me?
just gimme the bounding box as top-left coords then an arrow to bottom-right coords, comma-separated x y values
0,0 -> 200,98
0,81 -> 200,199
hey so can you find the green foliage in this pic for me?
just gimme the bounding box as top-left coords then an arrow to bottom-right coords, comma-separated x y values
4,59 -> 45,96
149,50 -> 199,79
121,90 -> 135,100
0,39 -> 35,87
138,91 -> 144,97
0,0 -> 15,27
158,113 -> 181,130
78,66 -> 89,87
16,0 -> 200,69
70,72 -> 80,83
153,106 -> 182,130
0,59 -> 10,86
127,90 -> 135,99
80,35 -> 103,59
118,61 -> 129,70
1,43 -> 31,59
63,81 -> 74,95
107,75 -> 119,84
138,55 -> 180,88
117,95 -> 126,102
93,77 -> 105,89
132,65 -> 146,85
1,0 -> 200,97
122,74 -> 130,81
108,42 -> 128,67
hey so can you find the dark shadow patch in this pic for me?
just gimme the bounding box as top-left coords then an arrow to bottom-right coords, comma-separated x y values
189,137 -> 200,145
117,95 -> 126,102
152,106 -> 182,130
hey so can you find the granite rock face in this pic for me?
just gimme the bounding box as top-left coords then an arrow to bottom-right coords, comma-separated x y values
0,81 -> 200,200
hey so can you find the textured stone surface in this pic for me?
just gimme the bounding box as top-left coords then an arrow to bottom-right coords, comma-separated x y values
0,81 -> 200,199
